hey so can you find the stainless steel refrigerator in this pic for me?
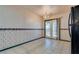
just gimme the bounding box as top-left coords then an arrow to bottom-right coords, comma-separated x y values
69,6 -> 79,54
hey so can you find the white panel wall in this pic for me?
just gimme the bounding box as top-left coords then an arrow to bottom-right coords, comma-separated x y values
0,30 -> 43,50
0,6 -> 43,50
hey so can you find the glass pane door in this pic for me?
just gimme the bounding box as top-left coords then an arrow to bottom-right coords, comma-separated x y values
45,19 -> 59,39
45,21 -> 51,38
52,20 -> 59,39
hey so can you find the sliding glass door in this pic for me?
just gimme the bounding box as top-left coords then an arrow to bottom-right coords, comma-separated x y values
45,19 -> 59,39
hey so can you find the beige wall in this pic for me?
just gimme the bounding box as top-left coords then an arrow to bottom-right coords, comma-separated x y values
0,6 -> 44,50
0,6 -> 43,28
60,13 -> 71,41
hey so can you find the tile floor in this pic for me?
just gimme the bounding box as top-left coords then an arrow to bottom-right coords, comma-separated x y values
0,38 -> 71,54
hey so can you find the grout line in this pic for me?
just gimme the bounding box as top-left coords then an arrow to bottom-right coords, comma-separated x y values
0,28 -> 44,30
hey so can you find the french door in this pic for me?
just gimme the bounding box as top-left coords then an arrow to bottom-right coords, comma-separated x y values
45,19 -> 60,39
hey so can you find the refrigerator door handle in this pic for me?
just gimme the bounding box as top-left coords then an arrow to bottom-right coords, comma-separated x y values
68,13 -> 72,37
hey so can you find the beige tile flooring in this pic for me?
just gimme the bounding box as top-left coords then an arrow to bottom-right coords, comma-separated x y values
0,38 -> 71,54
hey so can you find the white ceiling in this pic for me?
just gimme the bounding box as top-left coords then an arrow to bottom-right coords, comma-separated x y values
21,5 -> 73,16
9,5 -> 74,17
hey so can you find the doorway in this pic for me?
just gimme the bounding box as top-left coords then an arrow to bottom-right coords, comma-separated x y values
44,19 -> 60,40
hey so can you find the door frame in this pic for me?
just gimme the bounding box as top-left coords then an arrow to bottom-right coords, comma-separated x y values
44,18 -> 61,40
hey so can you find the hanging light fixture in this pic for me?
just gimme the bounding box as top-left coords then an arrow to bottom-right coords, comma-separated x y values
42,5 -> 51,19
